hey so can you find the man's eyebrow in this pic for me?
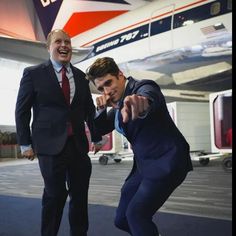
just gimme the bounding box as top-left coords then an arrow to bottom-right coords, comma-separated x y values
96,79 -> 112,91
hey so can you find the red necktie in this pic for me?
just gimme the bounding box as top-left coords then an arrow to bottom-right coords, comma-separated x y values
61,66 -> 73,136
61,66 -> 70,105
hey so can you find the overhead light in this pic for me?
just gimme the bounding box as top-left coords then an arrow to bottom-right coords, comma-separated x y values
182,20 -> 194,26
225,41 -> 232,47
189,45 -> 203,53
214,22 -> 224,28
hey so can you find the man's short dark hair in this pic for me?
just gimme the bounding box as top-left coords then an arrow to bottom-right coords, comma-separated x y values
86,57 -> 120,84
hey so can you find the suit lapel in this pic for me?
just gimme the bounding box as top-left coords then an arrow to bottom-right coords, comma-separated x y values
117,77 -> 136,134
119,77 -> 135,109
45,60 -> 67,105
44,61 -> 84,107
70,65 -> 81,107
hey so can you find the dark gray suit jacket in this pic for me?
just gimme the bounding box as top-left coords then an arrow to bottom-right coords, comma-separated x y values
15,60 -> 100,155
95,77 -> 193,180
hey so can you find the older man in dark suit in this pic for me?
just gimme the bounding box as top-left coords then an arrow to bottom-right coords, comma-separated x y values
86,57 -> 193,236
15,29 -> 103,236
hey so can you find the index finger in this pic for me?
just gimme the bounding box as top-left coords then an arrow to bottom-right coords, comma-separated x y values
121,103 -> 131,123
124,96 -> 139,120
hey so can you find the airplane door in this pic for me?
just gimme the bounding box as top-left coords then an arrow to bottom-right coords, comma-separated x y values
148,5 -> 174,55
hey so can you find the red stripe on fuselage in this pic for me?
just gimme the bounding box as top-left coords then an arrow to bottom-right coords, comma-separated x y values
64,10 -> 128,38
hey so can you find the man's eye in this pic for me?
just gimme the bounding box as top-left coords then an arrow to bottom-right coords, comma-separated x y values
65,40 -> 71,44
104,80 -> 112,86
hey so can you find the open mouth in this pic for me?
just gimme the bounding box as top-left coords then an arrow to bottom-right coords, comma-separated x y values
58,49 -> 70,56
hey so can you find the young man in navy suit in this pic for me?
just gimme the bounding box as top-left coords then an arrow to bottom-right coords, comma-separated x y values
15,29 -> 104,236
86,57 -> 193,236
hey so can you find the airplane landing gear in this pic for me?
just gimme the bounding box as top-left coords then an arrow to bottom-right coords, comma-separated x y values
99,155 -> 109,165
222,155 -> 232,172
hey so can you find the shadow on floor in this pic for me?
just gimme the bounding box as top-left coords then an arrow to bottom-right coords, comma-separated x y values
0,195 -> 232,236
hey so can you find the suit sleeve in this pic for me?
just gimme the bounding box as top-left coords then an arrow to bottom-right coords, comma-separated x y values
84,80 -> 103,142
94,108 -> 115,135
15,68 -> 34,145
135,82 -> 166,116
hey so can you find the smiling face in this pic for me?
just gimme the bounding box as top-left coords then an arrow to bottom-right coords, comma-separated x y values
47,30 -> 72,65
94,72 -> 126,104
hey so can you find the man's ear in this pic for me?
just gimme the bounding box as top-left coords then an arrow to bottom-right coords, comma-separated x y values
118,71 -> 124,79
118,71 -> 123,76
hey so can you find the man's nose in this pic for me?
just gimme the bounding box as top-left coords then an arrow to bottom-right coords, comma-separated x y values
103,87 -> 110,95
61,40 -> 67,46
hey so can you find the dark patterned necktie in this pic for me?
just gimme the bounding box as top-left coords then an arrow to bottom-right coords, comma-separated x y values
61,66 -> 73,135
61,66 -> 70,105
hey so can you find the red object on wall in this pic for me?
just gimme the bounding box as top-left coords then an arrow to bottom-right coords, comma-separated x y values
225,128 -> 232,147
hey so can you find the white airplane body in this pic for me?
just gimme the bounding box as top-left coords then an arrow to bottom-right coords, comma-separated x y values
0,0 -> 232,101
72,0 -> 232,70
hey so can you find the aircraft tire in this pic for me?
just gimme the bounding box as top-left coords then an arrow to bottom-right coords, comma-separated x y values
99,155 -> 109,165
114,159 -> 122,163
222,156 -> 232,172
199,158 -> 209,166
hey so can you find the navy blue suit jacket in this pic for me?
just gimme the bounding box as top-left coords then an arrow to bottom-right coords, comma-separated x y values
15,60 -> 100,155
95,77 -> 193,180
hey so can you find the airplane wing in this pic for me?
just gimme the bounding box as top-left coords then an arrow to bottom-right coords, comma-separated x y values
118,47 -> 232,102
0,36 -> 94,65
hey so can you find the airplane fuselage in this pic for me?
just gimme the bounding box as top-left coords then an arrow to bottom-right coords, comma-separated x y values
72,0 -> 232,71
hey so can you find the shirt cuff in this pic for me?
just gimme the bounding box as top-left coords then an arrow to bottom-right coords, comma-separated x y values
20,145 -> 32,154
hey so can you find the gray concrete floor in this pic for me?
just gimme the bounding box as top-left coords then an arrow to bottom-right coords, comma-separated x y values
0,156 -> 232,221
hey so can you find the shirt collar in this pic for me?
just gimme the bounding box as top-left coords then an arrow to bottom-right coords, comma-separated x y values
50,58 -> 70,73
116,79 -> 128,108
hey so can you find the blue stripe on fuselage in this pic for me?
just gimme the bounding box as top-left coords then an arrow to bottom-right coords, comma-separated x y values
85,0 -> 231,59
